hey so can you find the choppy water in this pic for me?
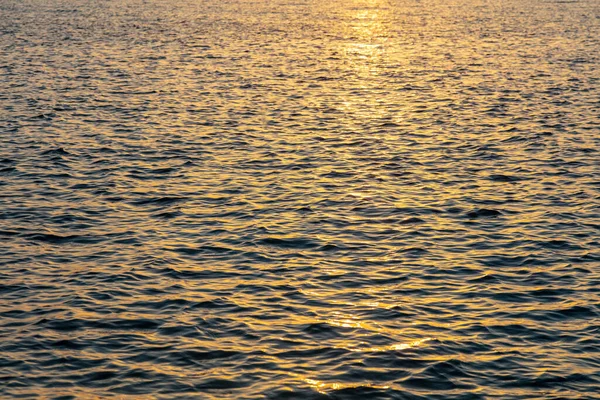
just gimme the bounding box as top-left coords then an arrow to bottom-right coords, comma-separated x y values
1,0 -> 600,398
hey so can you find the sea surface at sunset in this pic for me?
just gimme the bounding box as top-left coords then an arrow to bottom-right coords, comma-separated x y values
1,0 -> 599,398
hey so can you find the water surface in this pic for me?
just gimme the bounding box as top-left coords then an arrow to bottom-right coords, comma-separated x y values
1,0 -> 600,398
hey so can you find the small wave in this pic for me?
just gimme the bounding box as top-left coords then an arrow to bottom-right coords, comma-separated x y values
466,208 -> 503,218
130,196 -> 188,206
259,237 -> 320,249
41,147 -> 71,156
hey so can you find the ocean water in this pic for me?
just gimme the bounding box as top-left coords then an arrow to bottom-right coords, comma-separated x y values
1,0 -> 600,398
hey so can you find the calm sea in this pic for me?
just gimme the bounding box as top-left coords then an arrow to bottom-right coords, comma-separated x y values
1,0 -> 599,398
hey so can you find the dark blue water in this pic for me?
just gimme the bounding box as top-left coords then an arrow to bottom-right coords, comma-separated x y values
1,0 -> 600,398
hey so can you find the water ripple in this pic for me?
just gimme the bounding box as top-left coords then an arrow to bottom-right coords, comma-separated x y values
1,0 -> 600,398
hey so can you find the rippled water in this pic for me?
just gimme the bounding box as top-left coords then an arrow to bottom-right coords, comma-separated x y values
1,0 -> 600,398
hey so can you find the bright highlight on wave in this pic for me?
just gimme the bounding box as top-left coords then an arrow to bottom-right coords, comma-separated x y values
304,378 -> 391,394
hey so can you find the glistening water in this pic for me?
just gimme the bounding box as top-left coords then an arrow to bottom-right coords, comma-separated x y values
1,0 -> 599,398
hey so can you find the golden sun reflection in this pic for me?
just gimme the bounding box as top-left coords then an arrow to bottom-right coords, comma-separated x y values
342,1 -> 390,77
336,0 -> 396,125
348,0 -> 392,41
304,378 -> 390,394
298,338 -> 431,394
339,337 -> 434,353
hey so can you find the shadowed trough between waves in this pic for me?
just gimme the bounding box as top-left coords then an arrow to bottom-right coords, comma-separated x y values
1,0 -> 600,398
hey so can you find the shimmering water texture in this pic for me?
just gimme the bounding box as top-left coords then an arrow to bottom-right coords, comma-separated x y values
1,0 -> 600,398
